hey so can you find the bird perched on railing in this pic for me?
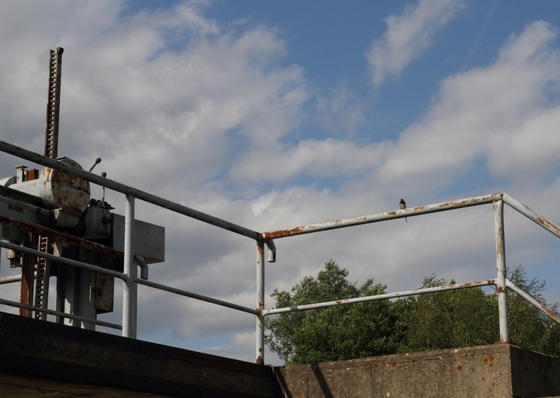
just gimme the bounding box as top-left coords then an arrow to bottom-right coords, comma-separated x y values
399,199 -> 407,223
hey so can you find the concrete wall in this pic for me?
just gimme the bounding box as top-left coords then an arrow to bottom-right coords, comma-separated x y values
0,312 -> 274,397
510,344 -> 560,397
276,344 -> 560,397
2,311 -> 559,397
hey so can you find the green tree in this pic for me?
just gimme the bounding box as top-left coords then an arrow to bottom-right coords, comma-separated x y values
507,266 -> 560,356
265,260 -> 402,364
398,275 -> 498,353
266,262 -> 560,365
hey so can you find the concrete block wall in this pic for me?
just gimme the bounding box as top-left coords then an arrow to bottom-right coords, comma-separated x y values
275,344 -> 560,397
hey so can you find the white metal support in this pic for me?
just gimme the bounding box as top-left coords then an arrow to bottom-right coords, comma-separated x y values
494,199 -> 509,342
256,241 -> 265,364
122,194 -> 137,338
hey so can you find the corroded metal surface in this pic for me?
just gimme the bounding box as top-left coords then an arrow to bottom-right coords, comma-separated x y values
44,158 -> 90,214
262,193 -> 502,239
44,47 -> 63,159
0,214 -> 122,259
0,140 -> 260,240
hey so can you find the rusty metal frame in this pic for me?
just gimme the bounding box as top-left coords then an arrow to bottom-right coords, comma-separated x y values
1,140 -> 560,365
256,193 -> 560,360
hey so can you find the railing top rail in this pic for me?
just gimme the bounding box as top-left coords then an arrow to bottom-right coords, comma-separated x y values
261,193 -> 560,241
0,140 -> 260,241
3,141 -> 559,244
262,193 -> 502,239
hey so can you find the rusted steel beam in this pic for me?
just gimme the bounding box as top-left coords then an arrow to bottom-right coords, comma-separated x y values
0,240 -> 125,280
262,193 -> 503,240
0,214 -> 123,259
44,47 -> 63,159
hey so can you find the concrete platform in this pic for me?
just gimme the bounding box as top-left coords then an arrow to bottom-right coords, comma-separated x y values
2,310 -> 560,397
0,312 -> 275,397
276,344 -> 560,397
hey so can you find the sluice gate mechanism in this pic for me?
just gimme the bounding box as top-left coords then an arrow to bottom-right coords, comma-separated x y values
0,48 -> 164,330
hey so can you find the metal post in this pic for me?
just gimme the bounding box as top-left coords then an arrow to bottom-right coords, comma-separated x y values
122,194 -> 137,338
256,241 -> 265,364
494,199 -> 509,342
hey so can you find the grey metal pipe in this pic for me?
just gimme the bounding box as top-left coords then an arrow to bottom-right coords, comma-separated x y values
0,296 -> 121,330
134,277 -> 259,315
256,241 -> 265,364
0,274 -> 23,284
0,140 -> 261,240
263,279 -> 495,316
494,199 -> 509,342
506,279 -> 560,324
122,194 -> 137,339
503,193 -> 560,238
135,255 -> 148,280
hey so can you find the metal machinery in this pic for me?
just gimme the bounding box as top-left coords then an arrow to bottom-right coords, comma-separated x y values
0,48 -> 164,329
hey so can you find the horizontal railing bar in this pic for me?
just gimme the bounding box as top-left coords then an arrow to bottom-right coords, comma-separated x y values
0,274 -> 24,284
0,140 -> 261,240
0,297 -> 122,330
506,279 -> 560,324
263,279 -> 496,316
503,193 -> 560,239
135,277 -> 259,315
262,193 -> 503,239
0,240 -> 258,316
0,240 -> 126,280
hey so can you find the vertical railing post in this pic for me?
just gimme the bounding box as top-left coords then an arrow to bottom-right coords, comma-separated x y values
256,240 -> 265,364
494,199 -> 509,342
122,194 -> 137,338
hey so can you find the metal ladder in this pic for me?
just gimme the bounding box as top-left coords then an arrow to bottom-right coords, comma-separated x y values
34,236 -> 51,320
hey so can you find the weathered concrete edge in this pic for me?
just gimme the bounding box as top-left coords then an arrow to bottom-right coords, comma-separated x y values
275,344 -> 560,397
0,312 -> 274,397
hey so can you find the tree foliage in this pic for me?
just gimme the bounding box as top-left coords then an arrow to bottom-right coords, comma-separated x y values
265,260 -> 402,364
507,266 -> 560,356
266,261 -> 560,365
398,275 -> 498,353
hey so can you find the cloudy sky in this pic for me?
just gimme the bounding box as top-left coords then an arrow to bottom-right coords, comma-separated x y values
1,0 -> 560,365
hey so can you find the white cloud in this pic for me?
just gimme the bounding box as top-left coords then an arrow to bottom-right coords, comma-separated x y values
2,1 -> 560,367
375,21 -> 560,189
367,0 -> 465,85
316,84 -> 365,134
229,138 -> 388,184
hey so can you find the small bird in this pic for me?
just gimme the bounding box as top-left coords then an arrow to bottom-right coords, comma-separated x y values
399,199 -> 407,223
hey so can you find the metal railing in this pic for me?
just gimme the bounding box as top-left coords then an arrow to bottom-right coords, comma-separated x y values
1,139 -> 559,365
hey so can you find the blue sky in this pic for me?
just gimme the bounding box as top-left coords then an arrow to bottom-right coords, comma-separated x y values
1,0 -> 560,365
